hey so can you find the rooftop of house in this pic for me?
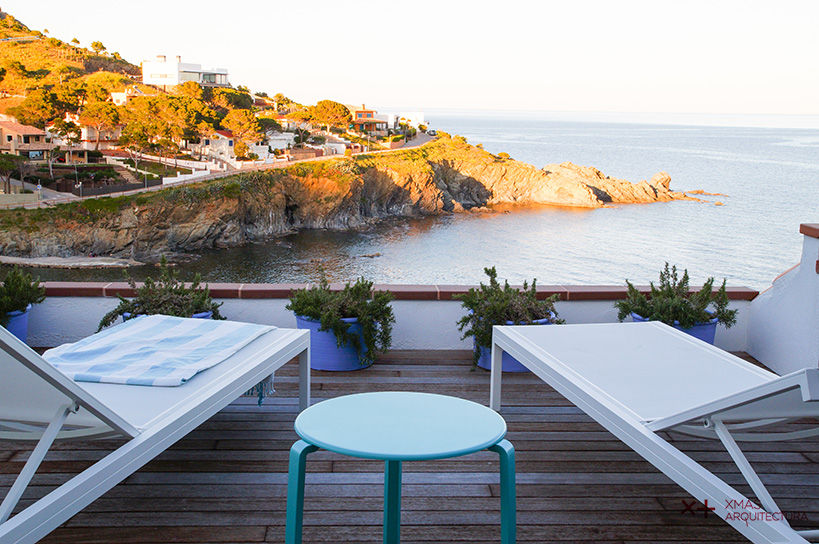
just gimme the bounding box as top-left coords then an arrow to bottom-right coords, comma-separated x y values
214,129 -> 234,139
0,120 -> 45,136
353,116 -> 387,123
350,103 -> 376,114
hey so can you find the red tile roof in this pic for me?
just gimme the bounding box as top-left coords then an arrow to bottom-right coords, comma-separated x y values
214,129 -> 234,138
101,149 -> 130,157
0,120 -> 45,136
353,119 -> 387,125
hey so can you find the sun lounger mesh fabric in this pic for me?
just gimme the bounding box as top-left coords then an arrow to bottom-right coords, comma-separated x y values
43,315 -> 276,386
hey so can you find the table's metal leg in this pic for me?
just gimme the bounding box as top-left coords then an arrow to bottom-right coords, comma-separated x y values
383,460 -> 402,544
489,440 -> 516,544
285,440 -> 318,544
298,347 -> 311,411
489,341 -> 503,411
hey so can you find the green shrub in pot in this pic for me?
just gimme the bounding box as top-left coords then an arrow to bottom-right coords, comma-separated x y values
615,263 -> 737,329
286,277 -> 395,366
456,267 -> 563,366
98,257 -> 224,330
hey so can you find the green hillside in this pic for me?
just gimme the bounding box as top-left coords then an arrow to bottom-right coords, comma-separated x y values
0,10 -> 139,96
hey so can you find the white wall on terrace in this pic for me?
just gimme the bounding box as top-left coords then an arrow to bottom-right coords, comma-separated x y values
748,233 -> 819,374
25,296 -> 752,352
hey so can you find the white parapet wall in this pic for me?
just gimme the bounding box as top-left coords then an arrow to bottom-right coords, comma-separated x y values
162,170 -> 212,185
748,224 -> 819,374
26,291 -> 754,352
0,193 -> 38,207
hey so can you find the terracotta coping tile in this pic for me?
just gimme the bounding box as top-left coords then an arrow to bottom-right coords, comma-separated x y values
565,285 -> 758,301
205,283 -> 242,298
773,263 -> 799,283
44,282 -> 108,297
372,284 -> 437,300
565,286 -> 630,301
103,282 -> 137,298
534,285 -> 568,300
799,223 -> 819,239
238,283 -> 308,299
724,287 -> 760,301
436,285 -> 472,301
36,282 -> 760,301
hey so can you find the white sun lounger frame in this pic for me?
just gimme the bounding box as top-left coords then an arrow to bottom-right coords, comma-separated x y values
489,321 -> 819,544
0,324 -> 310,544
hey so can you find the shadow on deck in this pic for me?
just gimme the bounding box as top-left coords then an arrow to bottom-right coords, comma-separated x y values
2,350 -> 817,543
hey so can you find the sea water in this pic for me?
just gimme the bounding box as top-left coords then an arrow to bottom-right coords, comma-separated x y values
20,114 -> 819,289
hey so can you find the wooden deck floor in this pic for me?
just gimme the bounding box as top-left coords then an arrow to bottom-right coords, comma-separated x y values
2,350 -> 817,543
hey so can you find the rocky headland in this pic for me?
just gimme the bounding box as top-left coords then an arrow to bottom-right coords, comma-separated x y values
0,136 -> 697,261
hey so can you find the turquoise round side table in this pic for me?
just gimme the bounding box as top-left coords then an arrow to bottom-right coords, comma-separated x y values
285,391 -> 516,544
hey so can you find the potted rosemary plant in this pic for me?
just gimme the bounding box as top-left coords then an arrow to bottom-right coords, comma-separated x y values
98,258 -> 224,330
456,267 -> 562,372
287,277 -> 395,370
614,263 -> 737,344
0,267 -> 46,343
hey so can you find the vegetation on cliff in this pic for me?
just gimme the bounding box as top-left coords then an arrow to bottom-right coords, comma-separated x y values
0,136 -> 690,260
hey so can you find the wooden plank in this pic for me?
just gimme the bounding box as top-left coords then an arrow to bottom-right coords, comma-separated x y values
40,526 -> 266,543
0,349 -> 816,543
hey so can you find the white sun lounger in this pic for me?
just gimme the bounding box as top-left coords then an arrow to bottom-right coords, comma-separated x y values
489,321 -> 819,544
0,323 -> 310,544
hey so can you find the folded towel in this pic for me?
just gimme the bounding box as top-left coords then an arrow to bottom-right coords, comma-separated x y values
44,315 -> 276,387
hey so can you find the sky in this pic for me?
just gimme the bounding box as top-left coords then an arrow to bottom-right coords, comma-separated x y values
5,0 -> 819,119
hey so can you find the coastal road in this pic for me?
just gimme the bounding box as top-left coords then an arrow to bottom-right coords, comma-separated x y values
10,178 -> 78,200
400,132 -> 434,148
0,134 -> 438,209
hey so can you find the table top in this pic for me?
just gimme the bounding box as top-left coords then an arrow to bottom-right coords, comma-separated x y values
493,321 -> 776,422
294,392 -> 507,460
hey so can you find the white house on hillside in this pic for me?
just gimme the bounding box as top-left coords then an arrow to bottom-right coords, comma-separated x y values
46,113 -> 122,151
378,111 -> 426,129
110,86 -> 153,106
266,130 -> 296,152
142,55 -> 230,90
190,130 -> 236,161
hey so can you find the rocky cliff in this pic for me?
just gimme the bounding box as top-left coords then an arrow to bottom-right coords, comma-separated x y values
0,136 -> 694,260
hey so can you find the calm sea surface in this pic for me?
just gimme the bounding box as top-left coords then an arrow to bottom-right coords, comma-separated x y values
17,115 -> 819,289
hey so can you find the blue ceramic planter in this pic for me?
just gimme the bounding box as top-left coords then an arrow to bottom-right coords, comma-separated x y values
476,316 -> 554,372
4,304 -> 32,343
121,311 -> 214,322
295,315 -> 371,371
631,312 -> 718,344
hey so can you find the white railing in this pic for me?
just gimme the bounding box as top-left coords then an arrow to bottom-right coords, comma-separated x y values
104,156 -> 155,178
131,152 -> 215,171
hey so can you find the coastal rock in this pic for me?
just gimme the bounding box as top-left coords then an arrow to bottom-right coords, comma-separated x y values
0,137 -> 696,260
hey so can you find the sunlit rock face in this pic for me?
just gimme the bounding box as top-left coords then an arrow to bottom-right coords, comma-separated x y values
0,137 -> 693,260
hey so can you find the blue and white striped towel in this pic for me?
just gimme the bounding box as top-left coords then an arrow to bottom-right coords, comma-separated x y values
44,315 -> 276,386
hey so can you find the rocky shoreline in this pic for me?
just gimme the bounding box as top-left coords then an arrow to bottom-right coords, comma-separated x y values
0,137 -> 701,263
0,255 -> 144,268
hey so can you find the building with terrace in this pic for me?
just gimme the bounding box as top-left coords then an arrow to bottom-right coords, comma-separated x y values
141,55 -> 230,90
349,104 -> 389,135
45,113 -> 123,152
0,120 -> 54,161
